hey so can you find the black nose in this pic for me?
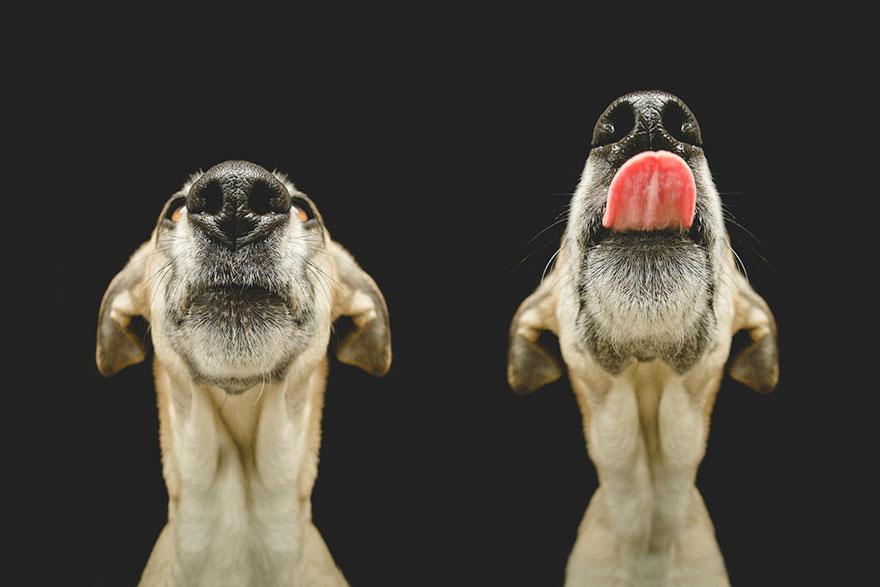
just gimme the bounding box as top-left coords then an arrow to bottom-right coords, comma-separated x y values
186,160 -> 292,250
590,90 -> 702,168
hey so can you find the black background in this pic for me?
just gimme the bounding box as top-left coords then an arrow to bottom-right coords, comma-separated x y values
24,5 -> 875,586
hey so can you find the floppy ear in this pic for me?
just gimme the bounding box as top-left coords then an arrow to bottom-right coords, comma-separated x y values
329,243 -> 392,376
96,243 -> 151,377
508,276 -> 564,395
728,271 -> 779,394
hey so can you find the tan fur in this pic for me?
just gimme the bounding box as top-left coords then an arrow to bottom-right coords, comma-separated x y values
139,357 -> 344,586
512,243 -> 776,586
98,179 -> 390,586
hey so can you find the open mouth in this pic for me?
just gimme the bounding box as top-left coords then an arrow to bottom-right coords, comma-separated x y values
587,150 -> 706,247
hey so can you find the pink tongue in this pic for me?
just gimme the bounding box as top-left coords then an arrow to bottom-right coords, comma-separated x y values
602,151 -> 696,231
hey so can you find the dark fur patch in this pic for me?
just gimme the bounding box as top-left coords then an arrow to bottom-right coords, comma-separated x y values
96,256 -> 148,376
508,328 -> 564,395
332,257 -> 392,376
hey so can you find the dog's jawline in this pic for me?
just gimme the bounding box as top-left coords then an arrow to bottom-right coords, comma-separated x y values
165,309 -> 309,395
578,311 -> 713,375
184,353 -> 296,395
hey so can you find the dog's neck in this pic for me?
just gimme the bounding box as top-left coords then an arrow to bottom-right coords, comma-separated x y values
564,347 -> 729,581
151,358 -> 337,585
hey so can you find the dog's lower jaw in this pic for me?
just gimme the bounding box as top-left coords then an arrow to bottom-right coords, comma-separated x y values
140,359 -> 348,587
575,234 -> 716,375
560,350 -> 733,587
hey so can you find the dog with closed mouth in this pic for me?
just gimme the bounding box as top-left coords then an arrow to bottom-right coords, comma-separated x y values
97,161 -> 391,586
508,91 -> 778,586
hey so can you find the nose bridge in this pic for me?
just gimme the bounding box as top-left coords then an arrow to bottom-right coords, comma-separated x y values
216,169 -> 257,243
631,91 -> 679,152
631,92 -> 665,134
218,166 -> 256,212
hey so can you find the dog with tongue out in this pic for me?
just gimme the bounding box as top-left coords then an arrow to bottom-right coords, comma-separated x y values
508,91 -> 778,586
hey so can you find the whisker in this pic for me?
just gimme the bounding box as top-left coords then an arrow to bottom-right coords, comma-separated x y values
722,210 -> 763,245
150,264 -> 175,298
523,216 -> 569,250
512,237 -> 563,273
721,210 -> 773,269
306,260 -> 339,288
124,246 -> 174,267
304,264 -> 332,308
253,372 -> 267,406
140,260 -> 173,292
311,246 -> 363,270
541,247 -> 562,282
511,203 -> 571,272
728,243 -> 749,282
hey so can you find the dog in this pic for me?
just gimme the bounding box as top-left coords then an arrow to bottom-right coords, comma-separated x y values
508,91 -> 778,586
96,161 -> 391,586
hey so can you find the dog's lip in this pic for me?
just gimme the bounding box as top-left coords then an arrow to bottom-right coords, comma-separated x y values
203,283 -> 272,293
194,282 -> 284,300
181,281 -> 291,312
588,207 -> 705,247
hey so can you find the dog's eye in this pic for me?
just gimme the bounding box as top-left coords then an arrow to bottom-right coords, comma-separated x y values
291,197 -> 316,224
164,198 -> 186,223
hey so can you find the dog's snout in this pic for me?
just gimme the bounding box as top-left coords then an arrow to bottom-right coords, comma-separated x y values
186,160 -> 292,249
591,90 -> 702,167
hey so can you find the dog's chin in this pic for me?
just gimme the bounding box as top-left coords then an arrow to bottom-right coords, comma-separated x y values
170,285 -> 315,394
576,230 -> 713,372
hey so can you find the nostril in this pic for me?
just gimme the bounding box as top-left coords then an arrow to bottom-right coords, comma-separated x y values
202,182 -> 224,215
188,180 -> 224,215
662,102 -> 702,146
609,103 -> 635,143
249,178 -> 291,215
248,180 -> 273,215
593,102 -> 635,147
